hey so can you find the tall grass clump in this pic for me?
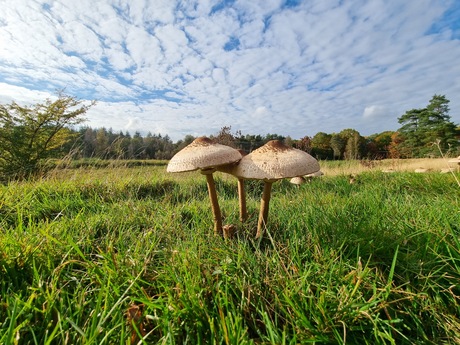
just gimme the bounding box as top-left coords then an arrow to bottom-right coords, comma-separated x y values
1,164 -> 459,344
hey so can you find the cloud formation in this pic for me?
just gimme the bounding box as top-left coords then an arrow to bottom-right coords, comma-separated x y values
1,0 -> 459,141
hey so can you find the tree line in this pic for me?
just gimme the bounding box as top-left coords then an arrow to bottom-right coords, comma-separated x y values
197,95 -> 459,161
0,93 -> 458,181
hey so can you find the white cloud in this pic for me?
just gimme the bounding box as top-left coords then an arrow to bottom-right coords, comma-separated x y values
253,106 -> 269,119
0,83 -> 53,104
0,0 -> 459,141
125,116 -> 142,131
363,105 -> 387,119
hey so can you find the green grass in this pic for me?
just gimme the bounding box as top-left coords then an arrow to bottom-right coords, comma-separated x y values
1,165 -> 459,344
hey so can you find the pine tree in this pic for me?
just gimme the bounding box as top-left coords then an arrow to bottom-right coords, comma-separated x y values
397,95 -> 458,157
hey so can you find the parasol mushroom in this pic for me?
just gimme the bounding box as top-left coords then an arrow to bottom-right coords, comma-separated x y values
290,176 -> 307,186
217,149 -> 249,222
306,170 -> 324,178
167,137 -> 242,235
231,140 -> 320,238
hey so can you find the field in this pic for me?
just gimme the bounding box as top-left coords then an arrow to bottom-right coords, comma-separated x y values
1,159 -> 459,344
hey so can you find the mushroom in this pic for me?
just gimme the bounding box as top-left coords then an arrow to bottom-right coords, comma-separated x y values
237,177 -> 248,222
223,224 -> 237,239
167,137 -> 242,235
236,150 -> 248,222
306,170 -> 324,178
217,149 -> 248,222
305,170 -> 324,182
290,176 -> 307,186
231,140 -> 320,238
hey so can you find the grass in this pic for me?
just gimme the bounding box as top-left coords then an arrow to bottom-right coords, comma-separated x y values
1,161 -> 459,344
319,158 -> 460,176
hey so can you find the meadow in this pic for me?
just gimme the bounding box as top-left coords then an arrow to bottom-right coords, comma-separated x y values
0,159 -> 459,344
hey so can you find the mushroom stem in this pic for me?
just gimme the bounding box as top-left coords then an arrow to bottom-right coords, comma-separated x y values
238,178 -> 247,222
201,169 -> 223,235
256,181 -> 273,239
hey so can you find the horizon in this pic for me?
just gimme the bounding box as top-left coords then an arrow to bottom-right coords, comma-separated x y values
74,123 -> 396,143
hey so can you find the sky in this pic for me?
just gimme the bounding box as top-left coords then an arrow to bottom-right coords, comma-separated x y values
1,0 -> 459,142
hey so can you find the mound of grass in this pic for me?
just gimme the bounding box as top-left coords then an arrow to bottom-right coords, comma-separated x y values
1,166 -> 459,344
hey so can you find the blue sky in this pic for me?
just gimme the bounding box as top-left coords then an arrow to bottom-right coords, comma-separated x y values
1,0 -> 459,141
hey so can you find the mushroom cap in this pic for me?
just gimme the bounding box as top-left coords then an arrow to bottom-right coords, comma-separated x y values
167,137 -> 242,173
231,140 -> 320,181
306,170 -> 324,177
290,176 -> 307,185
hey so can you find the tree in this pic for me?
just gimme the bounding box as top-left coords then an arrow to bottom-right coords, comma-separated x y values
397,95 -> 458,157
388,132 -> 406,159
128,131 -> 145,159
397,108 -> 425,157
310,132 -> 333,159
0,92 -> 95,180
294,136 -> 312,153
284,135 -> 294,147
80,127 -> 96,157
344,132 -> 365,160
174,135 -> 196,153
237,134 -> 264,152
367,131 -> 394,159
264,133 -> 286,142
95,128 -> 109,158
212,126 -> 241,148
330,133 -> 346,159
334,129 -> 364,159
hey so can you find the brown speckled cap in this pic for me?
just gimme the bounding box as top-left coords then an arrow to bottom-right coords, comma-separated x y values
232,140 -> 320,181
167,137 -> 242,173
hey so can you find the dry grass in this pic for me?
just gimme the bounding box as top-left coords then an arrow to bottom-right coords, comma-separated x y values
320,158 -> 460,176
